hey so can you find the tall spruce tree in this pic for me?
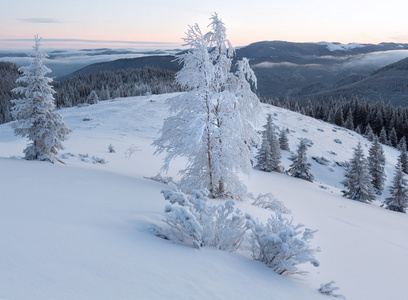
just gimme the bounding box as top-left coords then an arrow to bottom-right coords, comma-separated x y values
153,14 -> 261,200
368,136 -> 386,195
288,139 -> 314,182
11,35 -> 71,163
256,114 -> 281,172
384,160 -> 408,213
379,127 -> 388,145
398,139 -> 408,174
341,142 -> 376,203
279,128 -> 290,151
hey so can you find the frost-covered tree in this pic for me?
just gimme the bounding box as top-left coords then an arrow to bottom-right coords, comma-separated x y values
384,160 -> 408,213
153,14 -> 261,200
11,35 -> 71,163
256,114 -> 281,172
379,127 -> 388,145
364,124 -> 374,141
398,138 -> 408,174
368,136 -> 386,195
288,139 -> 314,182
341,142 -> 376,203
87,90 -> 99,104
279,129 -> 290,151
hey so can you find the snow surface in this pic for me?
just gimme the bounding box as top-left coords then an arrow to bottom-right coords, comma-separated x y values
1,94 -> 407,299
317,41 -> 365,51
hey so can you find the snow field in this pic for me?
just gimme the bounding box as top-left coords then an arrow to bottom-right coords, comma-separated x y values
0,93 -> 407,299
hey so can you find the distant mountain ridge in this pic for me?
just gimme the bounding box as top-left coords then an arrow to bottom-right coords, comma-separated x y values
57,41 -> 408,106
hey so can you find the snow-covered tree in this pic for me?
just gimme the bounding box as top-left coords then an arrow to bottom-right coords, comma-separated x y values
384,160 -> 408,213
256,114 -> 281,172
11,35 -> 71,163
341,142 -> 376,203
279,129 -> 290,151
288,139 -> 314,182
379,127 -> 388,145
87,90 -> 99,104
364,124 -> 374,141
398,138 -> 408,174
153,14 -> 261,200
368,136 -> 386,195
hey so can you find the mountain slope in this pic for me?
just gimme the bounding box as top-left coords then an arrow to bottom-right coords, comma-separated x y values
306,57 -> 408,105
0,93 -> 407,300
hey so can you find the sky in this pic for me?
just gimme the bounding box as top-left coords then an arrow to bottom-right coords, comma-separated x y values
1,0 -> 408,50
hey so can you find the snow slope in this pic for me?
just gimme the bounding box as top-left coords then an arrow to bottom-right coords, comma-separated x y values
0,94 -> 407,300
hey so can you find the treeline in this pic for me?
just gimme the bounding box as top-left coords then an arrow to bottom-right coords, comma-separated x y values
263,95 -> 408,148
0,62 -> 20,123
0,62 -> 180,124
53,67 -> 180,107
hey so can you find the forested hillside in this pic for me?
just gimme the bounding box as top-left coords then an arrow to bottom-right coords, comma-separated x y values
0,63 -> 180,124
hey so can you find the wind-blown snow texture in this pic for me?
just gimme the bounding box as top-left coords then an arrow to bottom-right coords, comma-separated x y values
1,93 -> 407,300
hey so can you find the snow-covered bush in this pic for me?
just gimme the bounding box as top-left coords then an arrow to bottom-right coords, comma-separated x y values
252,193 -> 291,214
157,190 -> 249,251
248,213 -> 320,276
144,173 -> 174,185
124,144 -> 140,159
318,281 -> 346,299
108,143 -> 115,153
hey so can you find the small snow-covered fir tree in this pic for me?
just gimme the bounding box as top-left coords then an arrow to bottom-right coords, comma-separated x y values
288,139 -> 314,182
368,136 -> 386,195
279,129 -> 290,151
11,35 -> 71,163
379,127 -> 388,145
398,138 -> 408,174
153,14 -> 261,200
364,124 -> 374,141
341,142 -> 376,203
384,160 -> 408,213
87,90 -> 99,104
256,114 -> 281,172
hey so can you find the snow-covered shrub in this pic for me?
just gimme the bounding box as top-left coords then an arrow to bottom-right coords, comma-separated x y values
252,193 -> 291,214
124,144 -> 140,159
108,143 -> 115,153
334,138 -> 342,144
144,173 -> 174,185
318,281 -> 346,299
248,213 -> 320,276
92,156 -> 106,164
157,190 -> 249,251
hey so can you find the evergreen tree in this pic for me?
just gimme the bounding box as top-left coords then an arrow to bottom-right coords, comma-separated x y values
344,109 -> 354,130
153,14 -> 261,200
341,142 -> 376,203
256,114 -> 281,172
288,139 -> 314,182
389,127 -> 398,148
279,129 -> 290,151
379,127 -> 388,145
11,35 -> 71,163
364,124 -> 375,141
87,90 -> 99,104
256,132 -> 274,172
398,139 -> 408,174
384,160 -> 408,213
368,136 -> 386,195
